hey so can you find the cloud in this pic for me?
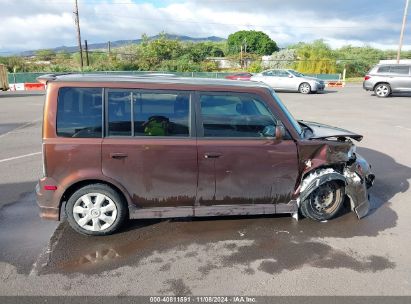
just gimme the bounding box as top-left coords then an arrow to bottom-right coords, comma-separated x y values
0,0 -> 410,53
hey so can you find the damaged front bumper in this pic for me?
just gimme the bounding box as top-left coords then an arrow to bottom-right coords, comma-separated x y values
344,153 -> 375,218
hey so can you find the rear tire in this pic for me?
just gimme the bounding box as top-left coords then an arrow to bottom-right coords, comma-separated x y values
299,82 -> 311,94
300,181 -> 345,221
374,83 -> 391,98
66,184 -> 128,236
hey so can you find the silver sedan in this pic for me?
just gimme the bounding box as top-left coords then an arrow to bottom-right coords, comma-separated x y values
251,69 -> 325,94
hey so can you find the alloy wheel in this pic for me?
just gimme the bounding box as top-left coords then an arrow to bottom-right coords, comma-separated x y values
375,84 -> 390,97
299,83 -> 311,94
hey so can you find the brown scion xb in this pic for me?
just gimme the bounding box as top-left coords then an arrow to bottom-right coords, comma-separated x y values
36,74 -> 375,235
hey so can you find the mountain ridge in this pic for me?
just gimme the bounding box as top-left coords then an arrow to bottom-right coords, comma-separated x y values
17,34 -> 225,57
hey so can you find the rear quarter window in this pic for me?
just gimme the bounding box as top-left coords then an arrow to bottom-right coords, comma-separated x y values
56,87 -> 103,138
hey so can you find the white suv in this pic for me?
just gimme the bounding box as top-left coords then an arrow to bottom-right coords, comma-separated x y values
363,64 -> 411,97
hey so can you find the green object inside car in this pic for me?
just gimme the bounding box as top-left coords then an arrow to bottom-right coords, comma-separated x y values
144,116 -> 169,136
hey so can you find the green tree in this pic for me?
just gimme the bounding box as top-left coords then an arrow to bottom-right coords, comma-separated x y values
290,40 -> 336,74
55,50 -> 71,61
35,49 -> 56,61
227,30 -> 279,55
334,45 -> 384,77
264,49 -> 296,69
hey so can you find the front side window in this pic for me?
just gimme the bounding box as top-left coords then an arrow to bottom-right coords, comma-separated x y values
199,93 -> 277,138
277,70 -> 290,77
107,89 -> 190,137
57,87 -> 102,138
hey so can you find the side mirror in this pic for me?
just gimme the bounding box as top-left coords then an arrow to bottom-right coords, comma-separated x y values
275,125 -> 286,140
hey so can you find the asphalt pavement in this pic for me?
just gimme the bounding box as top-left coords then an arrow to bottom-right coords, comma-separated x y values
0,86 -> 410,296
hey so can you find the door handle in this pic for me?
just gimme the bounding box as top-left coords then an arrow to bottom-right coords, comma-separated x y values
204,152 -> 222,159
110,152 -> 128,159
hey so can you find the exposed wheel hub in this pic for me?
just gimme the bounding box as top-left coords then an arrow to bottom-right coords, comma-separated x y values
312,185 -> 335,211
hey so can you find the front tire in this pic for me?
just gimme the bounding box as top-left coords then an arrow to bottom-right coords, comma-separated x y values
374,83 -> 391,98
66,184 -> 128,236
300,181 -> 344,221
299,82 -> 311,94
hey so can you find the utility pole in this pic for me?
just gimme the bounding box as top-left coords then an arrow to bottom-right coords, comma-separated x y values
243,38 -> 247,68
397,0 -> 409,63
84,39 -> 89,66
240,45 -> 243,68
108,41 -> 111,55
73,0 -> 83,70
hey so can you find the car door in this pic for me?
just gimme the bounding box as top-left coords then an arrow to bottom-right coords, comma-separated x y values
261,70 -> 282,89
388,65 -> 411,91
195,91 -> 299,206
277,70 -> 297,90
101,89 -> 198,208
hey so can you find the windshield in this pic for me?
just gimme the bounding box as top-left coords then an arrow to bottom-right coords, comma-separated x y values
288,70 -> 304,77
269,89 -> 303,137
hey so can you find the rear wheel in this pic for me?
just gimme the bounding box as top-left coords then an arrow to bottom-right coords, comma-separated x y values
66,184 -> 128,236
299,82 -> 311,94
374,83 -> 391,98
300,181 -> 344,221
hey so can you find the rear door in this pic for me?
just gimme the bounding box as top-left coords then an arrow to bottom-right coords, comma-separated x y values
195,91 -> 299,206
101,89 -> 197,208
388,65 -> 411,91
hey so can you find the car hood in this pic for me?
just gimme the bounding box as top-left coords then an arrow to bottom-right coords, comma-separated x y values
300,121 -> 363,141
302,76 -> 323,82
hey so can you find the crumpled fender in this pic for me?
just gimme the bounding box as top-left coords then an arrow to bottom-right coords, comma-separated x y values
343,153 -> 374,218
299,168 -> 346,202
298,157 -> 373,219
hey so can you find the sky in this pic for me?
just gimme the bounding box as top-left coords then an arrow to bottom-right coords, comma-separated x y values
0,0 -> 410,54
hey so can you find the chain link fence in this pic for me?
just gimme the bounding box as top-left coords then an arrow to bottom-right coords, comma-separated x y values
8,71 -> 341,84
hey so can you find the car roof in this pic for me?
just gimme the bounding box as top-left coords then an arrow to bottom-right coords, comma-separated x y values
37,73 -> 271,89
376,63 -> 411,66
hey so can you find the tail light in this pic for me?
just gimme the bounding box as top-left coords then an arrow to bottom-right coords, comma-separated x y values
364,75 -> 371,81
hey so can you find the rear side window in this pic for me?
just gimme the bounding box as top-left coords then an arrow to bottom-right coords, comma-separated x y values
57,87 -> 102,138
390,66 -> 410,75
377,66 -> 390,73
199,93 -> 277,138
107,91 -> 132,136
134,92 -> 190,137
107,89 -> 190,137
377,65 -> 410,75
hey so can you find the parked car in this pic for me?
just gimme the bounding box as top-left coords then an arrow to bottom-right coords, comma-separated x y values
251,69 -> 325,94
363,64 -> 411,97
225,72 -> 253,81
36,74 -> 374,235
